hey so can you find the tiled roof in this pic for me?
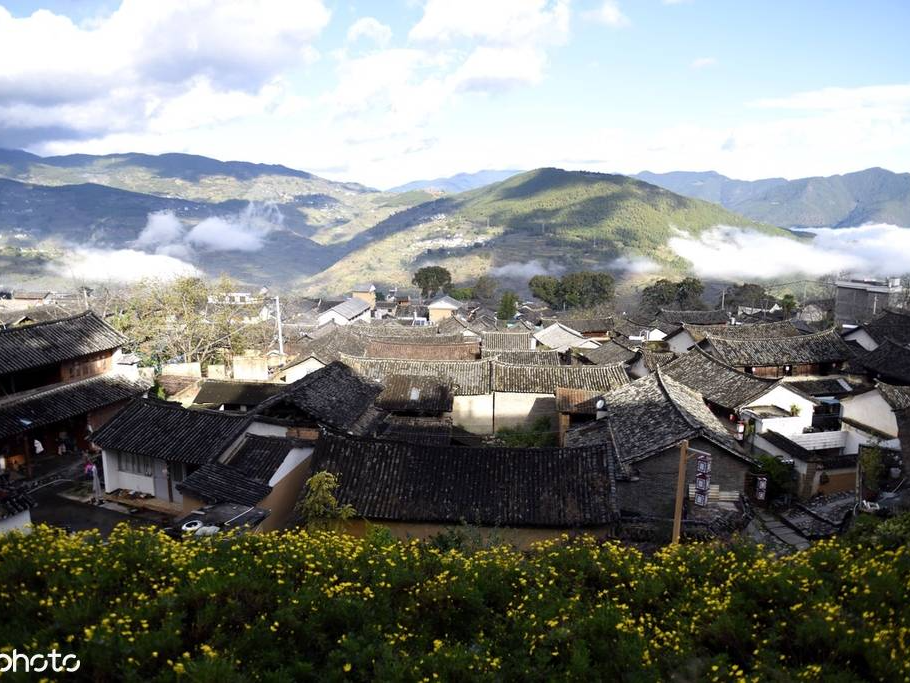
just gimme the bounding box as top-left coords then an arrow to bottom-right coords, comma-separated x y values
786,377 -> 854,397
565,370 -> 745,469
876,380 -> 910,411
861,308 -> 910,346
539,317 -> 614,334
638,349 -> 676,372
576,340 -> 637,366
0,374 -> 151,440
0,311 -> 126,376
177,434 -> 310,506
297,329 -> 367,364
482,331 -> 534,351
480,349 -> 562,365
93,399 -> 250,464
257,362 -> 385,436
192,380 -> 284,407
348,322 -> 440,337
856,339 -> 910,383
491,361 -> 629,393
657,309 -> 730,326
705,328 -> 853,367
533,323 -> 596,352
0,488 -> 36,520
680,320 -> 801,343
662,346 -> 779,411
555,388 -> 603,415
343,355 -> 492,395
156,375 -> 201,398
364,338 -> 479,361
309,431 -> 618,527
380,415 -> 453,446
376,375 -> 454,413
427,295 -> 464,309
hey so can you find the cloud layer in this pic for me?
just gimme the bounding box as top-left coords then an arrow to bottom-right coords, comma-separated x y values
48,247 -> 201,282
669,224 -> 910,280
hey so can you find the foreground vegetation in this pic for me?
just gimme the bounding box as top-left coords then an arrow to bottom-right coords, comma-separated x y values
1,516 -> 908,681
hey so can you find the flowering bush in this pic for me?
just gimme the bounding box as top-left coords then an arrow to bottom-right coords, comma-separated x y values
0,518 -> 907,681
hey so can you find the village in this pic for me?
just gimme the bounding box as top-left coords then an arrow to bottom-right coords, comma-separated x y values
1,273 -> 907,550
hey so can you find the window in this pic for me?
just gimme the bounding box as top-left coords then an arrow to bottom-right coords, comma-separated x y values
117,452 -> 154,476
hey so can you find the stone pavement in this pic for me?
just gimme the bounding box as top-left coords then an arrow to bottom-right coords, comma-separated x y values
756,510 -> 811,551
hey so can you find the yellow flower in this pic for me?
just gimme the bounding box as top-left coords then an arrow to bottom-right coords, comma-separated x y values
343,663 -> 352,672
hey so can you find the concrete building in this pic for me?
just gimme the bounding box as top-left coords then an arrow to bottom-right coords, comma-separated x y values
835,277 -> 903,324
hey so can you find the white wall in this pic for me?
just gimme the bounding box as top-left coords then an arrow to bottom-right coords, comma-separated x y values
841,421 -> 901,455
268,446 -> 314,486
0,510 -> 31,534
279,357 -> 325,383
452,395 -> 495,434
493,392 -> 556,430
841,390 -> 898,438
102,449 -> 155,495
744,385 -> 815,435
317,309 -> 370,327
245,421 -> 289,438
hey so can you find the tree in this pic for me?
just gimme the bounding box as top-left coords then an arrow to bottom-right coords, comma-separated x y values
472,275 -> 498,301
497,291 -> 519,319
780,294 -> 797,316
412,266 -> 452,298
296,471 -> 357,532
640,278 -> 678,313
721,283 -> 769,311
559,271 -> 615,309
447,286 -> 474,301
675,277 -> 705,309
860,445 -> 884,495
529,275 -> 563,307
107,275 -> 273,369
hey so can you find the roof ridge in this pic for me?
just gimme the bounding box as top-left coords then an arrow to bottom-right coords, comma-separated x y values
0,372 -> 149,408
0,309 -> 93,335
344,354 -> 489,367
704,326 -> 839,343
653,367 -> 706,435
687,345 -> 776,382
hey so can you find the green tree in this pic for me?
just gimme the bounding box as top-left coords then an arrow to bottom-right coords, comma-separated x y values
412,266 -> 452,298
860,445 -> 884,494
755,454 -> 796,500
640,278 -> 678,313
473,275 -> 498,301
559,271 -> 615,309
721,283 -> 770,310
780,293 -> 797,316
529,275 -> 563,307
296,471 -> 357,532
497,291 -> 519,319
447,286 -> 474,301
675,276 -> 705,309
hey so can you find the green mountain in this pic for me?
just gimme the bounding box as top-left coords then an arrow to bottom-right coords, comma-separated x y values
635,167 -> 910,228
388,169 -> 523,194
301,168 -> 790,292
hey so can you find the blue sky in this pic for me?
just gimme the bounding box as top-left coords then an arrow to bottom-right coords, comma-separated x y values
1,0 -> 908,187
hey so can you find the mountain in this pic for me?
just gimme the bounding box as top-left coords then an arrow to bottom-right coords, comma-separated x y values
634,167 -> 910,228
388,169 -> 523,194
301,168 -> 789,293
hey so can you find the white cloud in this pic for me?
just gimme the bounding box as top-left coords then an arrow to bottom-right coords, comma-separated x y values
451,46 -> 547,91
48,247 -> 201,282
690,57 -> 717,69
134,210 -> 185,248
490,259 -> 566,279
611,255 -> 659,273
0,1 -> 330,145
668,224 -> 910,280
346,17 -> 392,47
185,202 -> 283,252
409,0 -> 569,46
585,1 -> 630,28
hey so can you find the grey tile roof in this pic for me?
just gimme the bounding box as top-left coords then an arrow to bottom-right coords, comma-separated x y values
533,323 -> 595,352
309,430 -> 618,527
555,388 -> 603,415
856,339 -> 910,383
348,321 -> 440,337
482,331 -> 534,351
297,329 -> 367,364
0,311 -> 126,376
0,488 -> 36,520
539,317 -> 614,334
638,349 -> 676,372
480,349 -> 562,365
679,320 -> 801,343
427,295 -> 464,309
662,346 -> 779,411
860,308 -> 910,346
786,377 -> 854,397
343,355 -> 492,395
257,362 -> 385,436
705,328 -> 853,367
565,369 -> 745,468
93,399 -> 251,465
657,309 -> 730,326
380,415 -> 453,446
491,361 -> 629,393
376,375 -> 454,413
364,338 -> 480,361
0,373 -> 151,439
577,340 -> 638,366
876,380 -> 910,411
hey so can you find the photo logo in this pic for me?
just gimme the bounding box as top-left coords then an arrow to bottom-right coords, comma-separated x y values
0,649 -> 80,673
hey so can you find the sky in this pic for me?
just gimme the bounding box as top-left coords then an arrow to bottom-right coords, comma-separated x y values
1,0 -> 909,188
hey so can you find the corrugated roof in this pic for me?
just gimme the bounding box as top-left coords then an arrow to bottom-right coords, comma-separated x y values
309,430 -> 618,527
539,317 -> 613,334
533,323 -> 597,352
324,298 -> 371,320
0,311 -> 126,376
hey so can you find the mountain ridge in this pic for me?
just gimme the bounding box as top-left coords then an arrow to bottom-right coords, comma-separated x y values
388,169 -> 523,194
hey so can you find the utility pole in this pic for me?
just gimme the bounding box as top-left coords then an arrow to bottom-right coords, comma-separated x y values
672,440 -> 689,545
275,296 -> 284,356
